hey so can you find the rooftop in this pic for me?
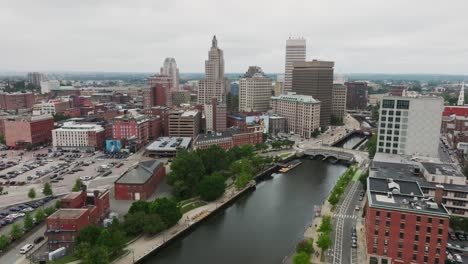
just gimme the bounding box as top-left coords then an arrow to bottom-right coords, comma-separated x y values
367,177 -> 449,217
56,121 -> 104,132
421,162 -> 464,177
194,128 -> 246,144
443,106 -> 468,117
116,160 -> 163,185
271,92 -> 320,104
146,137 -> 192,152
48,208 -> 88,219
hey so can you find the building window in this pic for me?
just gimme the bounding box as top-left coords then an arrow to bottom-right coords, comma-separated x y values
376,211 -> 380,217
372,247 -> 377,254
397,100 -> 410,109
424,256 -> 428,263
415,235 -> 419,241
401,214 -> 406,220
374,229 -> 379,235
381,117 -> 386,121
414,244 -> 418,251
398,242 -> 403,248
376,220 -> 380,225
400,223 -> 405,229
397,251 -> 402,259
386,221 -> 390,227
426,237 -> 430,243
382,110 -> 387,115
439,219 -> 444,225
399,233 -> 404,239
373,238 -> 378,245
382,100 -> 395,109
380,123 -> 386,128
385,230 -> 389,236
384,239 -> 388,246
438,229 -> 443,235
386,212 -> 391,218
413,254 -> 417,261
383,249 -> 388,256
427,227 -> 431,233
428,218 -> 432,224
437,238 -> 442,245
435,258 -> 439,264
417,216 -> 421,222
416,225 -> 420,232
396,111 -> 401,116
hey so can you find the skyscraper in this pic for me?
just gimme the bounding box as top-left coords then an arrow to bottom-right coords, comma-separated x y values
143,74 -> 172,108
204,97 -> 227,132
239,66 -> 272,112
27,72 -> 45,87
345,81 -> 368,110
198,36 -> 229,105
292,60 -> 334,127
160,58 -> 180,91
284,37 -> 306,93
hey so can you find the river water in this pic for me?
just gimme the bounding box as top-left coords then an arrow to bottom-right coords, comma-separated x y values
143,159 -> 347,264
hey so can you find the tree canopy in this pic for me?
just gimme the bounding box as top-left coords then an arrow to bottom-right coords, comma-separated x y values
196,173 -> 226,201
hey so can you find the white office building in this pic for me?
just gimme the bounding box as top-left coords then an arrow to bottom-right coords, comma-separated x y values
52,122 -> 105,151
377,96 -> 444,157
239,68 -> 272,112
284,37 -> 306,93
40,80 -> 60,94
160,58 -> 180,91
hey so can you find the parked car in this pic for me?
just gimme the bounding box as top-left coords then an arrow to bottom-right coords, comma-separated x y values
19,244 -> 34,254
80,176 -> 92,181
33,236 -> 45,244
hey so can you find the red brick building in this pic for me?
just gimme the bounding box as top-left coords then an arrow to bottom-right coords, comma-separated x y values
365,177 -> 449,264
112,112 -> 160,149
345,81 -> 368,110
46,189 -> 110,251
441,106 -> 468,148
4,115 -> 54,148
389,85 -> 409,97
114,160 -> 166,200
193,128 -> 263,150
0,92 -> 35,111
143,74 -> 172,108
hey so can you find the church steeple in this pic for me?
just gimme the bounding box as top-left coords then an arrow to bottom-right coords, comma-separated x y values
212,35 -> 217,48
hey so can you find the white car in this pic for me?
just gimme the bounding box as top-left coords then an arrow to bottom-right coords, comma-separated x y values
19,244 -> 34,254
454,254 -> 463,263
80,176 -> 92,181
21,207 -> 34,213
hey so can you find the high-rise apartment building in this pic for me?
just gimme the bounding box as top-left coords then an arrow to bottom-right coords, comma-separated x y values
0,92 -> 35,111
292,60 -> 334,127
198,36 -> 228,105
274,75 -> 284,96
270,92 -> 321,138
377,96 -> 443,157
144,74 -> 172,108
160,58 -> 180,91
40,80 -> 60,94
345,81 -> 368,110
284,38 -> 306,93
204,97 -> 227,132
331,83 -> 347,122
27,72 -> 45,87
239,66 -> 272,112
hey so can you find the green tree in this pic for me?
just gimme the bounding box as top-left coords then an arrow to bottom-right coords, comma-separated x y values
235,171 -> 252,189
44,206 -> 56,216
239,144 -> 255,158
311,128 -> 321,138
230,158 -> 253,176
318,215 -> 332,234
172,180 -> 191,200
149,198 -> 182,227
196,145 -> 230,175
128,200 -> 150,214
97,229 -> 112,250
296,239 -> 314,254
74,242 -> 90,259
0,134 -> 5,144
143,214 -> 167,235
76,225 -> 102,247
23,213 -> 33,231
55,200 -> 61,209
367,134 -> 377,159
83,246 -> 109,264
109,229 -> 126,256
43,182 -> 53,196
293,251 -> 310,264
271,141 -> 282,150
10,224 -> 23,240
28,188 -> 36,200
123,211 -> 145,236
168,151 -> 205,198
316,232 -> 332,253
34,208 -> 46,223
0,234 -> 9,250
72,179 -> 84,192
52,113 -> 71,122
255,143 -> 268,152
196,173 -> 226,201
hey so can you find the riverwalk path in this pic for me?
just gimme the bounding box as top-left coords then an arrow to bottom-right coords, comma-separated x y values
114,183 -> 255,264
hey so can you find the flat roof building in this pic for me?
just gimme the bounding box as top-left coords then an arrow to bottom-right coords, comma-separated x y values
146,137 -> 192,157
52,121 -> 105,151
168,109 -> 201,138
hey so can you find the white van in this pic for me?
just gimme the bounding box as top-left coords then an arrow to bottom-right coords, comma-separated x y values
19,243 -> 34,254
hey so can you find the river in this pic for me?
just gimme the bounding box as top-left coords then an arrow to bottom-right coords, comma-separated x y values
142,159 -> 347,264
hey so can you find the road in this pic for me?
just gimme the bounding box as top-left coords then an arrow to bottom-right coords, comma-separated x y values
2,225 -> 46,264
438,142 -> 453,163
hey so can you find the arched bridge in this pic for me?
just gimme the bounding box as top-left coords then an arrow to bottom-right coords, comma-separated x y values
304,148 -> 356,163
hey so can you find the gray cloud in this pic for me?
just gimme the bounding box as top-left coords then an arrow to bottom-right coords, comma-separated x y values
1,0 -> 467,74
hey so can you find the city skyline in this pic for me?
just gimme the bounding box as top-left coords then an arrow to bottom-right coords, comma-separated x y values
2,0 -> 468,74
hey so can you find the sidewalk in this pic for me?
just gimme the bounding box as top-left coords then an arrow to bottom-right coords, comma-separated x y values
304,200 -> 333,264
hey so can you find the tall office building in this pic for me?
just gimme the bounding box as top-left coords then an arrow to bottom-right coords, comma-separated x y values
345,81 -> 368,110
144,74 -> 172,108
27,72 -> 45,87
198,36 -> 229,105
160,58 -> 180,91
204,97 -> 227,132
239,66 -> 272,112
284,38 -> 306,93
377,96 -> 443,157
331,83 -> 347,122
291,60 -> 334,127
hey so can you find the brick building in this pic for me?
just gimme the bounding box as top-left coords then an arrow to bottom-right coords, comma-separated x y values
389,85 -> 408,97
366,177 -> 449,264
193,127 -> 263,150
144,74 -> 172,108
46,189 -> 110,251
204,97 -> 227,132
345,81 -> 367,110
112,111 -> 160,149
4,115 -> 54,148
441,106 -> 468,148
0,92 -> 35,111
114,160 -> 166,200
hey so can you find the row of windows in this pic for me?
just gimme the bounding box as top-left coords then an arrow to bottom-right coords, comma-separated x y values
371,248 -> 440,264
382,99 -> 410,109
375,211 -> 445,225
379,129 -> 401,136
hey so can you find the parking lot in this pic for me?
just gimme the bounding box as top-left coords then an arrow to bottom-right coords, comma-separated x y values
447,232 -> 468,263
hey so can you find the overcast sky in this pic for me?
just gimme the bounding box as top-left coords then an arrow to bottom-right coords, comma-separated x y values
1,0 -> 467,74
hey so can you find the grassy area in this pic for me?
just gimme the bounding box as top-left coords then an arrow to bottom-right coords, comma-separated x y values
279,153 -> 292,159
49,255 -> 79,264
351,169 -> 362,181
180,200 -> 207,215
